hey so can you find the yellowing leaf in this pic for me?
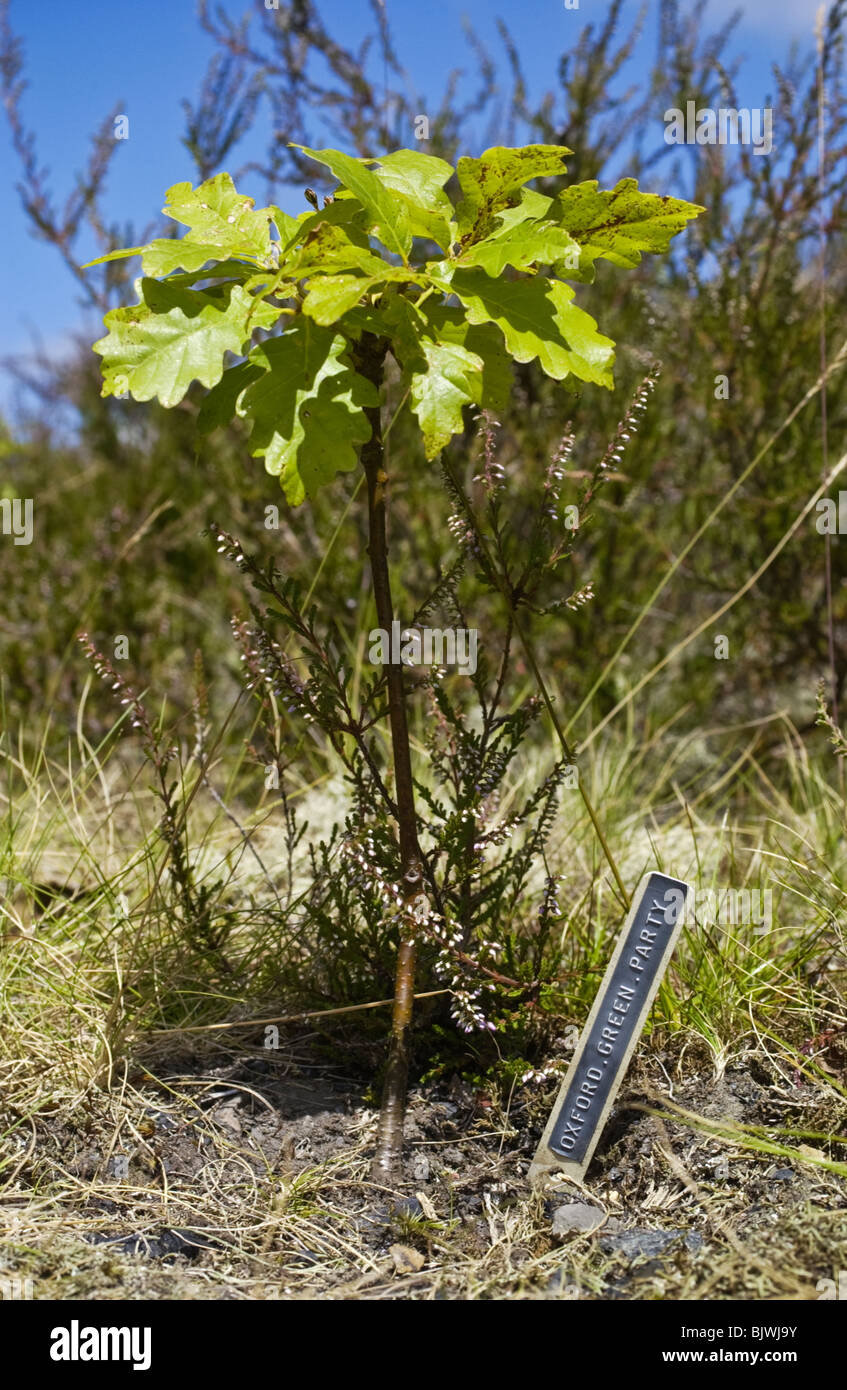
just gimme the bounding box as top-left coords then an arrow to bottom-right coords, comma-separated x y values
93,279 -> 278,407
163,173 -> 275,262
456,144 -> 571,240
551,178 -> 704,281
410,340 -> 484,458
450,268 -> 614,385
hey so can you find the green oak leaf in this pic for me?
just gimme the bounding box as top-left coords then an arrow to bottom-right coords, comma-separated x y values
241,272 -> 297,305
140,239 -> 239,277
82,243 -> 262,278
550,178 -> 704,282
364,150 -> 454,213
81,244 -> 147,269
162,259 -> 270,290
377,292 -> 424,365
284,213 -> 386,279
422,307 -> 512,415
380,297 -> 509,452
196,362 -> 264,435
93,279 -> 279,407
455,144 -> 572,241
269,204 -> 301,251
293,145 -> 413,260
449,268 -> 614,385
457,212 -> 579,277
362,150 -> 455,248
163,173 -> 275,262
236,322 -> 378,505
409,341 -> 484,458
301,274 -> 382,325
337,302 -> 396,340
302,267 -> 427,326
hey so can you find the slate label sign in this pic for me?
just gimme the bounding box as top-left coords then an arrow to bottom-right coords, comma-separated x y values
530,872 -> 689,1183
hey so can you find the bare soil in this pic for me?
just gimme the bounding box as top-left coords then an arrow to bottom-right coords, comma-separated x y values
3,1035 -> 846,1300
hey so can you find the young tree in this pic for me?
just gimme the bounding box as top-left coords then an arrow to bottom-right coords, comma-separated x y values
86,142 -> 700,1175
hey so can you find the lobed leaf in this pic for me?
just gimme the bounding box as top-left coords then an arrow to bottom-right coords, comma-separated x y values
93,279 -> 279,407
424,308 -> 513,416
551,177 -> 704,281
457,210 -> 580,277
163,173 -> 275,263
409,341 -> 485,458
449,268 -> 614,385
362,149 -> 455,249
302,266 -> 428,326
455,144 -> 572,241
139,239 -> 240,277
284,201 -> 378,274
236,322 -> 379,505
196,361 -> 264,435
293,145 -> 413,260
382,298 -> 511,455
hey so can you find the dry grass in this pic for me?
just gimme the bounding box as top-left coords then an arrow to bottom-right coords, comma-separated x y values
1,711 -> 846,1300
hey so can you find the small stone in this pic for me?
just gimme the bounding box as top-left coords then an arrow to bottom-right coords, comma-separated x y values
599,1227 -> 695,1259
392,1197 -> 423,1220
390,1243 -> 425,1273
213,1100 -> 242,1136
551,1202 -> 605,1236
770,1167 -> 794,1182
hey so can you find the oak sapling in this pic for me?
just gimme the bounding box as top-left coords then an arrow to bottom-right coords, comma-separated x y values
84,142 -> 701,1177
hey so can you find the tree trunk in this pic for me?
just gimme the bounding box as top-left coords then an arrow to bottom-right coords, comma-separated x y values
354,333 -> 424,1180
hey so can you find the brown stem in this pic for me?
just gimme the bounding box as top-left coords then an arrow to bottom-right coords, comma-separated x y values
354,332 -> 424,1180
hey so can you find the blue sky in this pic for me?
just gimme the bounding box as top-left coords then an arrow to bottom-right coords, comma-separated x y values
0,0 -> 822,418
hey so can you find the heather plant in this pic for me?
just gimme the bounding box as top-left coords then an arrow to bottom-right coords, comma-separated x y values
202,387 -> 662,1079
77,634 -> 238,985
